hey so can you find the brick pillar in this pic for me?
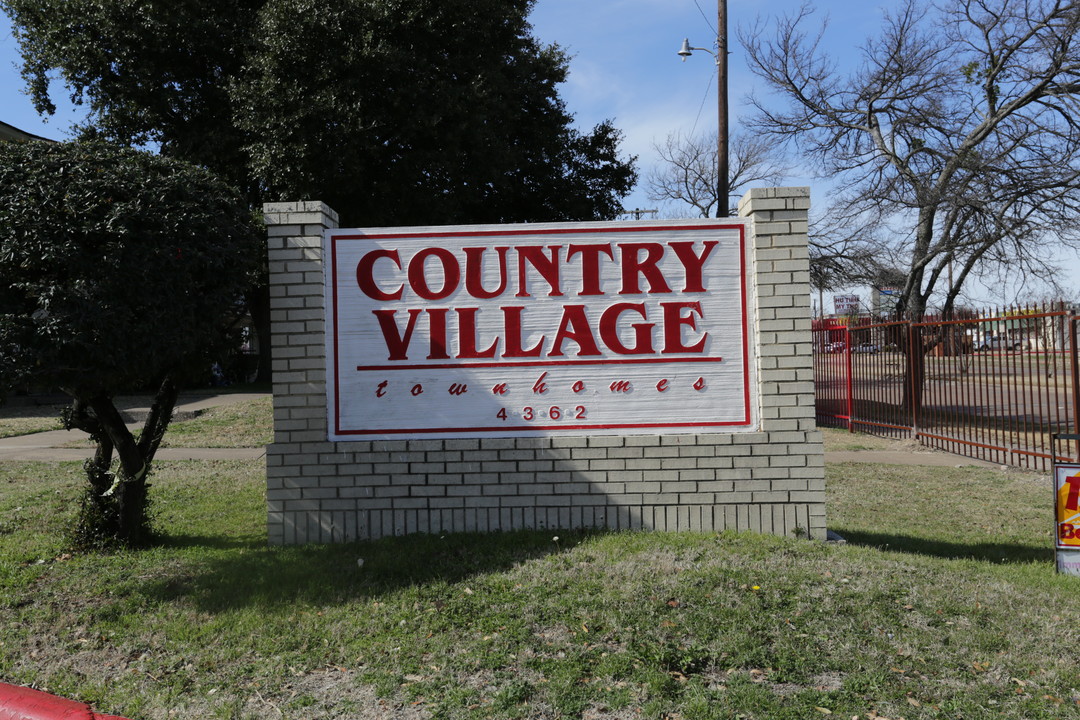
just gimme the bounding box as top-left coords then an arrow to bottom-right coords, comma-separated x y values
739,187 -> 825,539
263,201 -> 338,545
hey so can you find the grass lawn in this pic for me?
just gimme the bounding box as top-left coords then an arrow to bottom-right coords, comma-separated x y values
159,397 -> 273,448
1,449 -> 1077,718
52,396 -> 275,450
0,402 -> 65,438
821,428 -> 918,453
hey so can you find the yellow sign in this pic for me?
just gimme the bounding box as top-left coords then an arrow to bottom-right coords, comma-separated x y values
1055,464 -> 1080,548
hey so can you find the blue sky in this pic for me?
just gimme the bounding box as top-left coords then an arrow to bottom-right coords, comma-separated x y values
527,0 -> 884,215
528,0 -> 1079,304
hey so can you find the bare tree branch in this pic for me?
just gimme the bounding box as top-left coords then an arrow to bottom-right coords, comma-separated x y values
741,0 -> 1080,320
646,130 -> 788,217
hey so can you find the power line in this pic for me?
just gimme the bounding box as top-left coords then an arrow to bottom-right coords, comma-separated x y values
693,0 -> 718,36
689,71 -> 714,139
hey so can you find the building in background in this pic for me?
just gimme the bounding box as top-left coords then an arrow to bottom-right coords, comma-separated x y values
0,119 -> 51,142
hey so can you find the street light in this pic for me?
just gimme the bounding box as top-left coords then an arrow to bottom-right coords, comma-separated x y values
677,1 -> 729,217
677,38 -> 708,59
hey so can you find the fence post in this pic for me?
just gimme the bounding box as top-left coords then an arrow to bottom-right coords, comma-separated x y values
844,325 -> 854,432
1071,312 -> 1080,462
908,322 -> 919,441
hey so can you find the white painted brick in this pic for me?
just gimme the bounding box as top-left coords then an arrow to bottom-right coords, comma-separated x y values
753,221 -> 794,236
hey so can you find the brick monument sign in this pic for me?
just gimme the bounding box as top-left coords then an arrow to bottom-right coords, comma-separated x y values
264,187 -> 824,545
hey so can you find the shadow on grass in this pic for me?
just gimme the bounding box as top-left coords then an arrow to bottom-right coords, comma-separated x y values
143,528 -> 598,611
837,529 -> 1053,564
159,533 -> 265,551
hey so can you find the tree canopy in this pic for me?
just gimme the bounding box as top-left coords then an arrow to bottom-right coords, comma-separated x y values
0,140 -> 260,547
3,0 -> 638,384
3,0 -> 262,198
2,0 -> 637,227
743,0 -> 1080,319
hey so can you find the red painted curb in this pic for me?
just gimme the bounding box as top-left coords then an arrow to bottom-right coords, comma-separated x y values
0,682 -> 131,720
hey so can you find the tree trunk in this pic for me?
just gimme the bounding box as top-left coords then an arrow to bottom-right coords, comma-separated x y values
247,280 -> 273,386
896,210 -> 935,424
64,377 -> 179,549
115,478 -> 151,545
902,330 -> 926,423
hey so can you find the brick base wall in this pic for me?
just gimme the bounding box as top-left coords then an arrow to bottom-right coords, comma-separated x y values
264,189 -> 825,545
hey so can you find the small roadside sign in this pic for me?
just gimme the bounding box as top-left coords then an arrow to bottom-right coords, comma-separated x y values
1053,453 -> 1080,575
1057,548 -> 1080,575
1056,463 -> 1080,546
833,294 -> 860,315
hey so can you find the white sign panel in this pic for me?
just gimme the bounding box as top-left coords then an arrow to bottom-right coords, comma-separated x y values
325,220 -> 756,439
833,294 -> 860,315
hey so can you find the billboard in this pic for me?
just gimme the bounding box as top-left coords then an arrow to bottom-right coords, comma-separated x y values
324,220 -> 756,439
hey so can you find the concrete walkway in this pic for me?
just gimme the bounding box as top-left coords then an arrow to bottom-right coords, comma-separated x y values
0,393 -> 268,462
0,393 -> 1005,468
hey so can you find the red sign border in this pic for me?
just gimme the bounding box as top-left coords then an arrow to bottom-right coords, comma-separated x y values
326,222 -> 752,437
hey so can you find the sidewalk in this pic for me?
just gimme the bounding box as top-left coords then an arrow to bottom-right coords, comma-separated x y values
0,393 -> 268,462
1,394 -> 1003,468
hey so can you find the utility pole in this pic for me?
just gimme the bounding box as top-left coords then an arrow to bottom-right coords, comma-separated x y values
678,0 -> 730,218
716,0 -> 729,218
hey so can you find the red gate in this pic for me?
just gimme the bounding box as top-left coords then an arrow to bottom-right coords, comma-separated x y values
812,305 -> 1080,471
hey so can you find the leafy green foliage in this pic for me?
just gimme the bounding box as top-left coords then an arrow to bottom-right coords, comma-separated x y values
2,0 -> 263,197
2,0 -> 637,226
0,140 -> 259,548
237,0 -> 637,225
68,479 -> 155,552
3,0 -> 637,390
0,140 -> 259,396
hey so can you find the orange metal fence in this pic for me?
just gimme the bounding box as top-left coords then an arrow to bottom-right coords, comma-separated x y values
812,305 -> 1080,472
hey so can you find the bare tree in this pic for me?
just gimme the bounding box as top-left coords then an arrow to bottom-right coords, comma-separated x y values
646,130 -> 787,217
807,209 -> 895,292
742,0 -> 1080,321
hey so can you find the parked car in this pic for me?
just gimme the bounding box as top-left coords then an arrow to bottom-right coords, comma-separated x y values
824,341 -> 845,353
853,342 -> 880,353
978,337 -> 1021,351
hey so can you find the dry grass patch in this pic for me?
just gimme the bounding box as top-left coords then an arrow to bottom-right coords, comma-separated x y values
821,427 -> 924,452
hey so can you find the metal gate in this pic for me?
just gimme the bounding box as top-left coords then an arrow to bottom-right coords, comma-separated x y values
813,306 -> 1080,471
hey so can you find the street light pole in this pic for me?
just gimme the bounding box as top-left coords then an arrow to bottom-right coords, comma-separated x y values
678,0 -> 730,218
716,0 -> 729,218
